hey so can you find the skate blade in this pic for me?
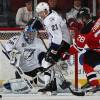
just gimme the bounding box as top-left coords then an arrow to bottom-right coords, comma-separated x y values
85,92 -> 93,96
38,91 -> 52,95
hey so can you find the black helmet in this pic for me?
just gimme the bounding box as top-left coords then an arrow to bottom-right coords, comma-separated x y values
77,7 -> 90,18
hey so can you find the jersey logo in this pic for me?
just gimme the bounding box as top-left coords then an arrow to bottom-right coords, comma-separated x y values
23,49 -> 35,61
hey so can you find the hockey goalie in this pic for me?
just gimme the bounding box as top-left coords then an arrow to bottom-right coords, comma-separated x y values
1,24 -> 49,94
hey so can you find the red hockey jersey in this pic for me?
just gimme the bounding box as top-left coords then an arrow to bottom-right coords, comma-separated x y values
69,18 -> 100,54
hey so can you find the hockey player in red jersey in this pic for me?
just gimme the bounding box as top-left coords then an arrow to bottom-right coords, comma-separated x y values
69,8 -> 100,93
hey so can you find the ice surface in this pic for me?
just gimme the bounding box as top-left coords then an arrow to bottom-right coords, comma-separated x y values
0,94 -> 100,100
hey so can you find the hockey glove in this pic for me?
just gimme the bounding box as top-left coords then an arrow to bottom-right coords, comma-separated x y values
69,44 -> 83,55
45,43 -> 60,63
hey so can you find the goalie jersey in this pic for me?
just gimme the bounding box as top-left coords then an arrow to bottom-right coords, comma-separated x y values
4,33 -> 46,72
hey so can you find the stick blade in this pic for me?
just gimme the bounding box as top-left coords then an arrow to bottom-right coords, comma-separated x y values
69,87 -> 85,96
59,80 -> 71,90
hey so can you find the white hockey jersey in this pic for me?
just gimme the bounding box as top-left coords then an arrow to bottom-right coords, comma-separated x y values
4,33 -> 46,72
43,10 -> 71,46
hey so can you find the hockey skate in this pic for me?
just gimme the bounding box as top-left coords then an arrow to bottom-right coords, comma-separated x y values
38,78 -> 57,95
81,81 -> 100,95
85,85 -> 100,94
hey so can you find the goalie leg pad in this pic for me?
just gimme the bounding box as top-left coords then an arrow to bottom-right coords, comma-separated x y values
3,79 -> 31,94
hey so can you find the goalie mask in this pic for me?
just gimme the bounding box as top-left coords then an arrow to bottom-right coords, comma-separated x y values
24,26 -> 37,44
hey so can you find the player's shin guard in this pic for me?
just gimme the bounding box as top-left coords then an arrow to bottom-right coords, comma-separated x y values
83,64 -> 99,86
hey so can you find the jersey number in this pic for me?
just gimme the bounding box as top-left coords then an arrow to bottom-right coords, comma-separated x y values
77,35 -> 85,43
51,24 -> 58,31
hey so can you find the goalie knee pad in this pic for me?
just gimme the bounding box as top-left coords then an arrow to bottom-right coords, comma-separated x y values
42,58 -> 51,68
35,72 -> 51,87
44,73 -> 51,86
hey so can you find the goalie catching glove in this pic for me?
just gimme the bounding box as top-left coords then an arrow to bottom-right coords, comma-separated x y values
10,49 -> 20,65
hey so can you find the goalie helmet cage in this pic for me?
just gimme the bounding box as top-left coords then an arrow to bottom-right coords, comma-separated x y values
0,27 -> 79,89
